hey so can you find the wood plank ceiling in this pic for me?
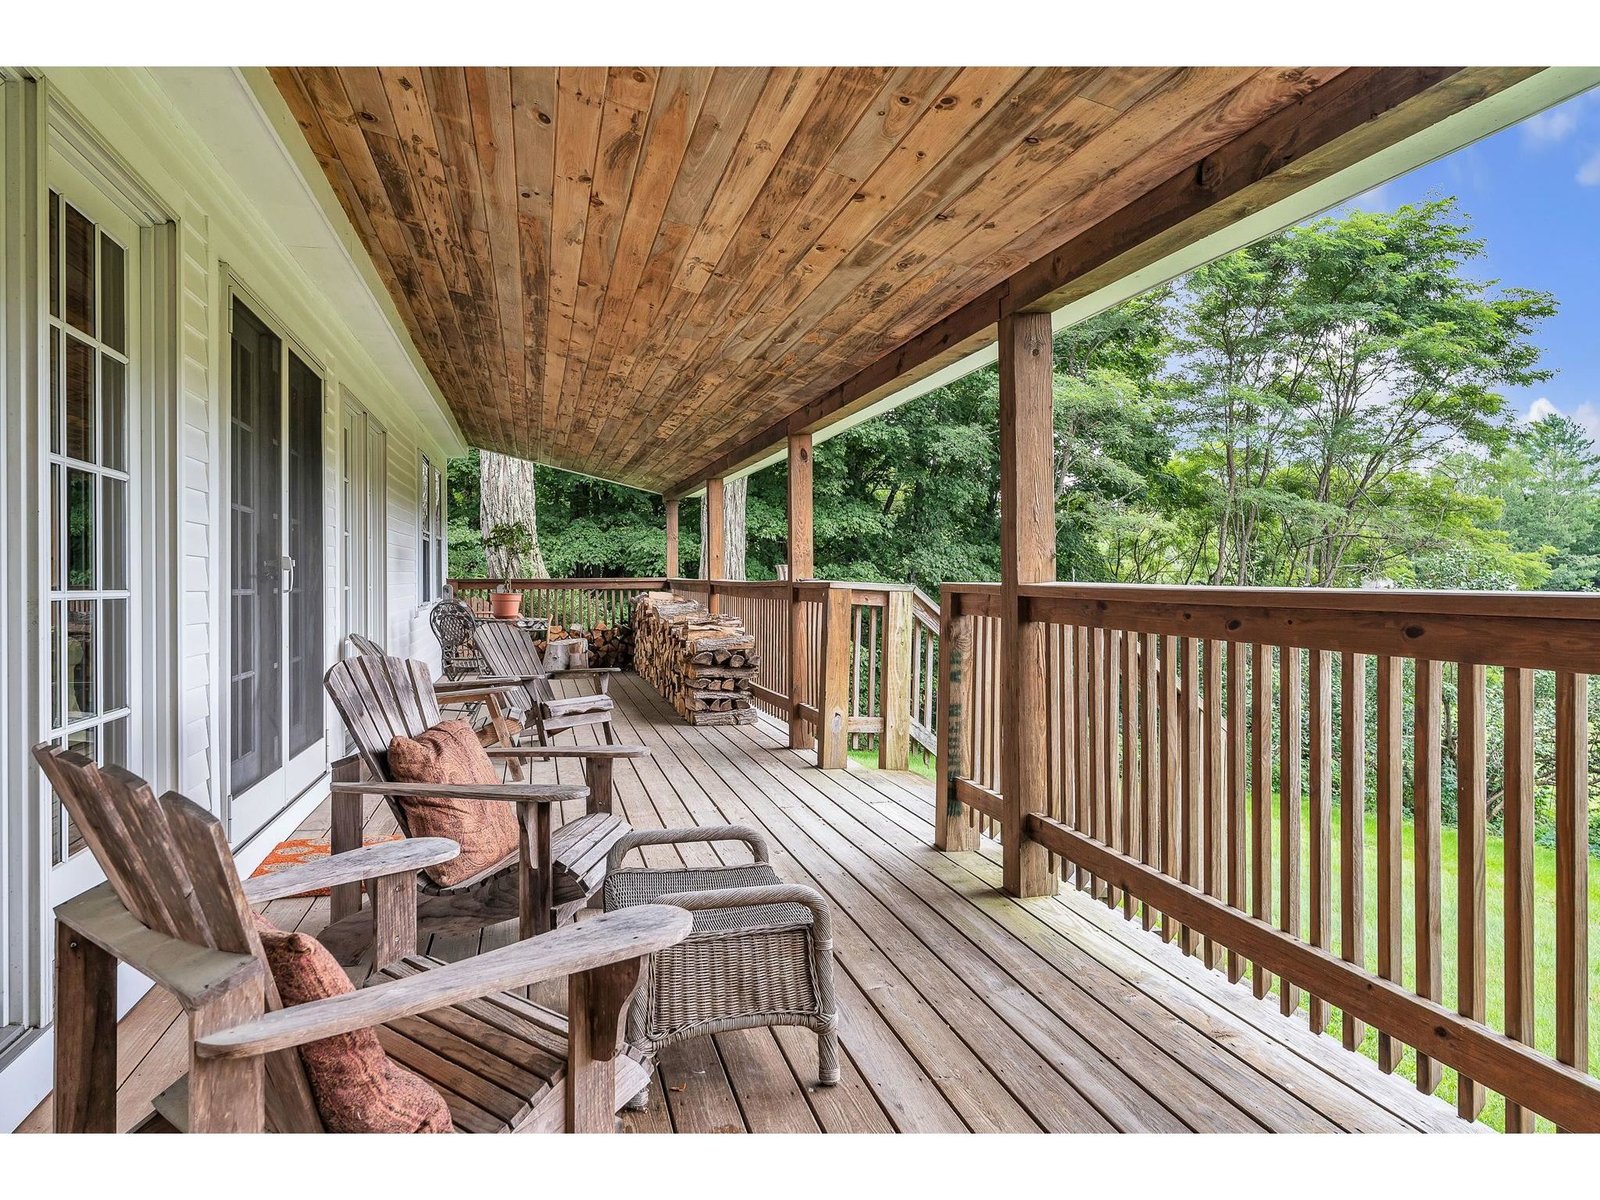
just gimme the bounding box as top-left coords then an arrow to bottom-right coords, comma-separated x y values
272,66 -> 1374,493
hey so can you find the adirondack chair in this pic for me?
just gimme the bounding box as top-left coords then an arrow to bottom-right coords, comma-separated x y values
345,631 -> 524,770
319,653 -> 649,962
36,742 -> 691,1133
471,619 -> 620,746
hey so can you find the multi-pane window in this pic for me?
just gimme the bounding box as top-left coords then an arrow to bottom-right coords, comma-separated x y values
45,189 -> 134,863
419,454 -> 445,600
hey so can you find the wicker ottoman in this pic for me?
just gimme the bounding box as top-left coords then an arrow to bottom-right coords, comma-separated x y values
602,826 -> 839,1107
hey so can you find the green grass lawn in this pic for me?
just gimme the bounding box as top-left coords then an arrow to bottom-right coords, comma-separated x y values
849,745 -> 937,780
850,745 -> 1597,1131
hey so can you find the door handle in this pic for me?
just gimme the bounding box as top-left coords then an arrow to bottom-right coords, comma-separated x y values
281,554 -> 296,594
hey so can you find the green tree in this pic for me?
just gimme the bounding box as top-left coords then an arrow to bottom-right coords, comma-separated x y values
1492,414 -> 1600,590
1168,199 -> 1556,587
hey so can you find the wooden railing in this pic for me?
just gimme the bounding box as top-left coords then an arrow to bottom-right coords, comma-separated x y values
447,575 -> 927,770
938,582 -> 1600,1132
448,576 -> 667,629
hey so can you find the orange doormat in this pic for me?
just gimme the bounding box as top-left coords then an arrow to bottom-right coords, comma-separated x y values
249,835 -> 402,897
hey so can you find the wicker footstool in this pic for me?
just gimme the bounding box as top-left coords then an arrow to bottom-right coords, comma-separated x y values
602,826 -> 839,1107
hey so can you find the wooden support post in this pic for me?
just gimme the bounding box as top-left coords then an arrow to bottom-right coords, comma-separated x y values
934,597 -> 980,852
53,920 -> 117,1133
703,477 -> 726,612
817,586 -> 853,770
998,311 -> 1055,899
664,497 -> 680,580
787,434 -> 814,750
329,753 -> 364,925
879,590 -> 913,770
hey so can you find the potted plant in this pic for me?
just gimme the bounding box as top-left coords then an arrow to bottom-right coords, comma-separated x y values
483,521 -> 534,619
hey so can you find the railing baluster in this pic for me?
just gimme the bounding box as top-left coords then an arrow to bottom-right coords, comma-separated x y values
1555,670 -> 1590,1122
1181,636 -> 1202,958
1340,651 -> 1367,1052
1119,631 -> 1139,919
1279,645 -> 1303,1014
1160,633 -> 1180,944
1227,640 -> 1247,985
1376,655 -> 1404,1075
1204,639 -> 1225,971
1414,658 -> 1443,1095
1105,628 -> 1123,910
1308,648 -> 1332,1033
1456,661 -> 1487,1121
1503,666 -> 1536,1132
1251,642 -> 1273,1000
1140,633 -> 1160,930
1076,626 -> 1093,893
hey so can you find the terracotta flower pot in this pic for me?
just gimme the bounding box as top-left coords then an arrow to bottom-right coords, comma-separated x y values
490,590 -> 522,619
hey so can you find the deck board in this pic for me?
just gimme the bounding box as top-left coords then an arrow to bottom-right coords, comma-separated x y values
17,670 -> 1475,1134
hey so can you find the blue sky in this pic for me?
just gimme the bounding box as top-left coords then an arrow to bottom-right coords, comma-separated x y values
1332,85 -> 1600,437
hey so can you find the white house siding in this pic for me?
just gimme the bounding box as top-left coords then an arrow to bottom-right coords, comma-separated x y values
0,68 -> 465,1127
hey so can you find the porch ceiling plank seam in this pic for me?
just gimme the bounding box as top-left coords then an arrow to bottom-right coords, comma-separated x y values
268,65 -> 1538,495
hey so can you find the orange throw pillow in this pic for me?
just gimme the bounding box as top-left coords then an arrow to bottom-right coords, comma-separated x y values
254,918 -> 452,1133
387,719 -> 519,887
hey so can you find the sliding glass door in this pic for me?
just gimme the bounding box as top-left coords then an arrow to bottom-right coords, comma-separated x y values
227,294 -> 325,844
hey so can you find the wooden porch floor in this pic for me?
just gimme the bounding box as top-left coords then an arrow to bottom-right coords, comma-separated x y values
21,671 -> 1474,1133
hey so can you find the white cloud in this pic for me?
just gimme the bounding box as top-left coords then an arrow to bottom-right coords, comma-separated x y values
1523,104 -> 1582,146
1578,151 -> 1600,187
1524,397 -> 1600,442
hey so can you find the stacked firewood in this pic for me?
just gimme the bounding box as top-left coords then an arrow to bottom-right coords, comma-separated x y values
531,621 -> 634,669
632,592 -> 760,725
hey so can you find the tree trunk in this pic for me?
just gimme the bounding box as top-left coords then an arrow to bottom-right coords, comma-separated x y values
479,451 -> 548,578
699,476 -> 747,579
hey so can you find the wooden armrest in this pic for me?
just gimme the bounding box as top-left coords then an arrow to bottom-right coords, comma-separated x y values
546,667 -> 621,677
55,883 -> 260,1010
193,905 -> 693,1059
433,675 -> 527,693
330,780 -> 589,804
485,744 -> 649,761
242,838 -> 460,905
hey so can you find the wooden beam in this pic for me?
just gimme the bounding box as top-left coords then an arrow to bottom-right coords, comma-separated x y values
998,311 -> 1055,899
671,67 -> 1535,496
664,497 -> 680,579
787,433 -> 814,750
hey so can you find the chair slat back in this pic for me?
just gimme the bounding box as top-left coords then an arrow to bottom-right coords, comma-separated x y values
473,621 -> 551,708
323,654 -> 445,840
32,744 -> 323,1131
36,745 -> 218,948
346,632 -> 386,660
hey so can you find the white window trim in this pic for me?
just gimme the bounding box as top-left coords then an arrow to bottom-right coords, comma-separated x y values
418,449 -> 445,607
